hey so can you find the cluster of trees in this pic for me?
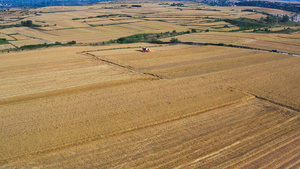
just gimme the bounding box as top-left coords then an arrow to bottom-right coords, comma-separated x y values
19,41 -> 76,50
170,38 -> 180,43
115,33 -> 152,43
0,20 -> 41,29
201,0 -> 299,13
20,20 -> 43,27
108,30 -> 196,44
262,15 -> 290,24
224,14 -> 297,32
131,5 -> 142,7
0,38 -> 9,44
66,41 -> 76,45
170,3 -> 184,7
236,1 -> 300,14
224,18 -> 267,30
202,0 -> 232,7
21,20 -> 34,27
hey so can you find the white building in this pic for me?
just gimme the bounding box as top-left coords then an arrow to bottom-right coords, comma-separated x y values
289,14 -> 300,23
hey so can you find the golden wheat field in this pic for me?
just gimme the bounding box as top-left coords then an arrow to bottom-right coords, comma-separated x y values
1,43 -> 299,168
1,0 -> 295,47
162,32 -> 300,54
0,0 -> 300,168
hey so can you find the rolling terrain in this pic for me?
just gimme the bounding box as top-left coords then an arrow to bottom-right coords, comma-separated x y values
0,0 -> 299,168
1,44 -> 299,168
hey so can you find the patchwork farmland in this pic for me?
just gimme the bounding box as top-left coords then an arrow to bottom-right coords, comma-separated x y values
0,0 -> 299,168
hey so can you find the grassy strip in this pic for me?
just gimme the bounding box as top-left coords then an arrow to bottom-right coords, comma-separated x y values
224,18 -> 268,31
19,43 -> 59,50
19,41 -> 76,50
0,38 -> 10,44
1,29 -> 191,52
254,27 -> 300,34
0,20 -> 42,29
91,30 -> 192,45
0,41 -> 77,53
225,17 -> 300,32
271,28 -> 300,34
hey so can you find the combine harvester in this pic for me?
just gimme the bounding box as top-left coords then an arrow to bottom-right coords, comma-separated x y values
142,47 -> 150,53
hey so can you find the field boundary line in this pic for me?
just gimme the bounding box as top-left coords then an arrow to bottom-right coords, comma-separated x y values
15,32 -> 55,44
78,45 -> 162,53
228,87 -> 300,112
0,32 -> 17,41
84,52 -> 164,79
0,94 -> 255,165
169,42 -> 300,56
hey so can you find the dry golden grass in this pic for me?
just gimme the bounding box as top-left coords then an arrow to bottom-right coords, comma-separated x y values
1,98 -> 299,168
0,44 -> 14,50
90,45 -> 300,110
0,34 -> 15,41
0,46 -> 89,70
244,13 -> 266,20
233,65 -> 300,110
216,6 -> 292,15
0,45 -> 247,161
241,38 -> 300,54
162,32 -> 300,54
86,18 -> 143,26
0,1 -> 235,46
0,1 -> 299,168
9,39 -> 48,47
1,43 -> 299,168
10,34 -> 31,40
251,7 -> 293,14
1,1 -> 296,48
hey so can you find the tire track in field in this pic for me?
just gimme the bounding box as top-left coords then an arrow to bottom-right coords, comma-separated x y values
15,33 -> 55,44
242,136 -> 300,169
0,77 -> 152,106
0,93 -> 254,165
217,132 -> 300,168
177,116 -> 299,169
84,52 -> 164,79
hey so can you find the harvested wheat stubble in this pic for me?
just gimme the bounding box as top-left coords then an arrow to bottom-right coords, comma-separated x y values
0,44 -> 14,50
162,32 -> 300,54
1,99 -> 299,168
91,45 -> 300,110
0,41 -> 299,167
0,76 -> 248,161
9,39 -> 49,47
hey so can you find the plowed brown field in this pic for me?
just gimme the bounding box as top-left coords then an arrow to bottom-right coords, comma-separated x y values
1,44 -> 299,168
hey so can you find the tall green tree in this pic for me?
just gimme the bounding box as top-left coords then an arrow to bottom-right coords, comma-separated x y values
282,15 -> 289,23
